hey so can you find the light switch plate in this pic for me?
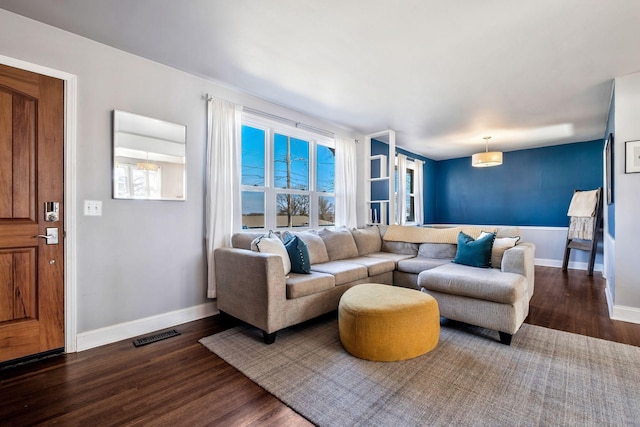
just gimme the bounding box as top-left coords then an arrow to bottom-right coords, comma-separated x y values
84,200 -> 102,216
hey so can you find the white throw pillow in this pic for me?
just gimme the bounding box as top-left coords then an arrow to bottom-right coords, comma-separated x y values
491,236 -> 520,268
251,231 -> 291,275
479,232 -> 520,268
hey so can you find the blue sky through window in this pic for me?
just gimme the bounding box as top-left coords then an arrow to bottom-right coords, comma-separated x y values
241,126 -> 265,187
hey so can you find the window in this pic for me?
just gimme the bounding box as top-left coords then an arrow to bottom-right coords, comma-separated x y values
240,115 -> 335,230
114,162 -> 162,199
395,162 -> 416,224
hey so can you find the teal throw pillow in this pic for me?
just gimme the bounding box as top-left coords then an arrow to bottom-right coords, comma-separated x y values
284,234 -> 311,274
453,231 -> 496,268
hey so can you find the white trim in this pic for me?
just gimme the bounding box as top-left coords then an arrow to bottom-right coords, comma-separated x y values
605,283 -> 615,318
603,231 -> 615,316
0,55 -> 78,353
428,224 -> 570,231
611,305 -> 640,325
76,302 -> 218,352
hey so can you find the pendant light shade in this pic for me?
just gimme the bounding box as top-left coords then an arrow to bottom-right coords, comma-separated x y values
136,161 -> 159,171
472,136 -> 503,167
137,150 -> 159,171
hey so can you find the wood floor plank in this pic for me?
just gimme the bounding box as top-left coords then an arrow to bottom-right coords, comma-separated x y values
0,266 -> 637,426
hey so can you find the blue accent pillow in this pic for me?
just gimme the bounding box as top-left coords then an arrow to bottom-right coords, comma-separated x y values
453,231 -> 496,268
284,234 -> 311,274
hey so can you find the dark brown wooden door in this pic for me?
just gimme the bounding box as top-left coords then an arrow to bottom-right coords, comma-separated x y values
0,64 -> 64,363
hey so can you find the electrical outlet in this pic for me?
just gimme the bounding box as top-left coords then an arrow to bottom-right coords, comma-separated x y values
84,200 -> 102,216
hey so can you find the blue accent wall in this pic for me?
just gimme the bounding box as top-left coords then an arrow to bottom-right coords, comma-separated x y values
605,91 -> 615,237
434,140 -> 604,226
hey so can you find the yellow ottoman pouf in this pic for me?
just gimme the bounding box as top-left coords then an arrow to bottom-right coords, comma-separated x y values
338,283 -> 440,362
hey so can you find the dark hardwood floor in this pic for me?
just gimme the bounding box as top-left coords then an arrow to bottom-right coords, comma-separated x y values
1,266 -> 639,426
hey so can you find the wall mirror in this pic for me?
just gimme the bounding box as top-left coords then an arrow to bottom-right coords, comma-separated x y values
113,110 -> 186,201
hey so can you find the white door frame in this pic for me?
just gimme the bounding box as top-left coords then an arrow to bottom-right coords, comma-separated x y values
0,54 -> 78,353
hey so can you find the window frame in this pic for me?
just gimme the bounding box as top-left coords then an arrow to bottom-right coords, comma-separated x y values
239,113 -> 336,232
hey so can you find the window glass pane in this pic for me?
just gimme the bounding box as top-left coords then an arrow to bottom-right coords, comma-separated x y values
114,165 -> 130,198
318,196 -> 335,226
394,168 -> 398,192
316,145 -> 335,193
242,125 -> 265,186
148,169 -> 161,199
242,191 -> 265,229
276,193 -> 309,228
131,168 -> 161,199
407,169 -> 414,194
407,196 -> 415,222
274,134 -> 309,190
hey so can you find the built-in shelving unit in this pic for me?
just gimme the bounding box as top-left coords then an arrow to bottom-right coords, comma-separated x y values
365,130 -> 396,225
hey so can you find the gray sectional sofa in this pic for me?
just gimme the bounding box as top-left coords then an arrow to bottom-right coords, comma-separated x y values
215,225 -> 535,345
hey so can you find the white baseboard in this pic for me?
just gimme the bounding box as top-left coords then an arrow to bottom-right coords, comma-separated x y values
605,285 -> 615,318
611,305 -> 640,325
534,258 -> 603,273
76,301 -> 218,352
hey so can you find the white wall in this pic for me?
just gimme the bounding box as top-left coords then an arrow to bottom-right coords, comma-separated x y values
612,72 -> 640,323
519,227 -> 603,271
0,10 -> 361,346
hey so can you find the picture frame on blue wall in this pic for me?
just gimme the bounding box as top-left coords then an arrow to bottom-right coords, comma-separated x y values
625,140 -> 640,174
605,133 -> 613,204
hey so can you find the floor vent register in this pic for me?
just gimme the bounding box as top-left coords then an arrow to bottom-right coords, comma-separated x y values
133,329 -> 181,347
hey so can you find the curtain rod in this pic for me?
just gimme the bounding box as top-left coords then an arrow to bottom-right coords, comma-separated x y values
205,93 -> 359,141
242,106 -> 334,138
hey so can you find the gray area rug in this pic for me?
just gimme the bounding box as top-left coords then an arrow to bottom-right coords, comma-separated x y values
200,315 -> 640,426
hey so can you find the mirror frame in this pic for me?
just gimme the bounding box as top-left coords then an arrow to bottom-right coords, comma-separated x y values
112,110 -> 187,201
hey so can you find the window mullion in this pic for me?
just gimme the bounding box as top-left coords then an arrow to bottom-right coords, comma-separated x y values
265,128 -> 276,230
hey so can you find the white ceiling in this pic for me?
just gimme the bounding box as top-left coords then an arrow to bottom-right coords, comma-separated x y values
2,0 -> 639,160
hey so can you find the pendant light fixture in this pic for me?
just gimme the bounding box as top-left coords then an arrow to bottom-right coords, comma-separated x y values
472,136 -> 503,167
137,151 -> 159,172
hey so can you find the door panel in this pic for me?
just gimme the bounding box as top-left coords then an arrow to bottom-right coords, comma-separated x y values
0,64 -> 64,363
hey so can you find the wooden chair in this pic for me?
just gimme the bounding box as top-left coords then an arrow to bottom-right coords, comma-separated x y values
562,188 -> 602,276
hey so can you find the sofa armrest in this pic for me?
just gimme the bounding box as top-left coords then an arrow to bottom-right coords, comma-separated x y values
501,242 -> 536,298
214,247 -> 287,334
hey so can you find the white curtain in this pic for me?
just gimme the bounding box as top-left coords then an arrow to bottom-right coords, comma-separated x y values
205,98 -> 241,298
414,159 -> 424,225
396,153 -> 407,225
335,136 -> 358,228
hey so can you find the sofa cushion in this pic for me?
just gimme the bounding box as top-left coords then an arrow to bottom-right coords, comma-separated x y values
251,231 -> 291,275
310,260 -> 368,285
381,241 -> 419,256
396,257 -> 451,274
364,252 -> 416,268
453,231 -> 495,268
286,271 -> 335,299
293,230 -> 330,264
418,263 -> 528,304
232,232 -> 267,250
418,243 -> 457,259
351,226 -> 382,255
496,226 -> 521,239
318,227 -> 359,261
284,234 -> 311,274
383,225 -> 491,244
347,256 -> 396,276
